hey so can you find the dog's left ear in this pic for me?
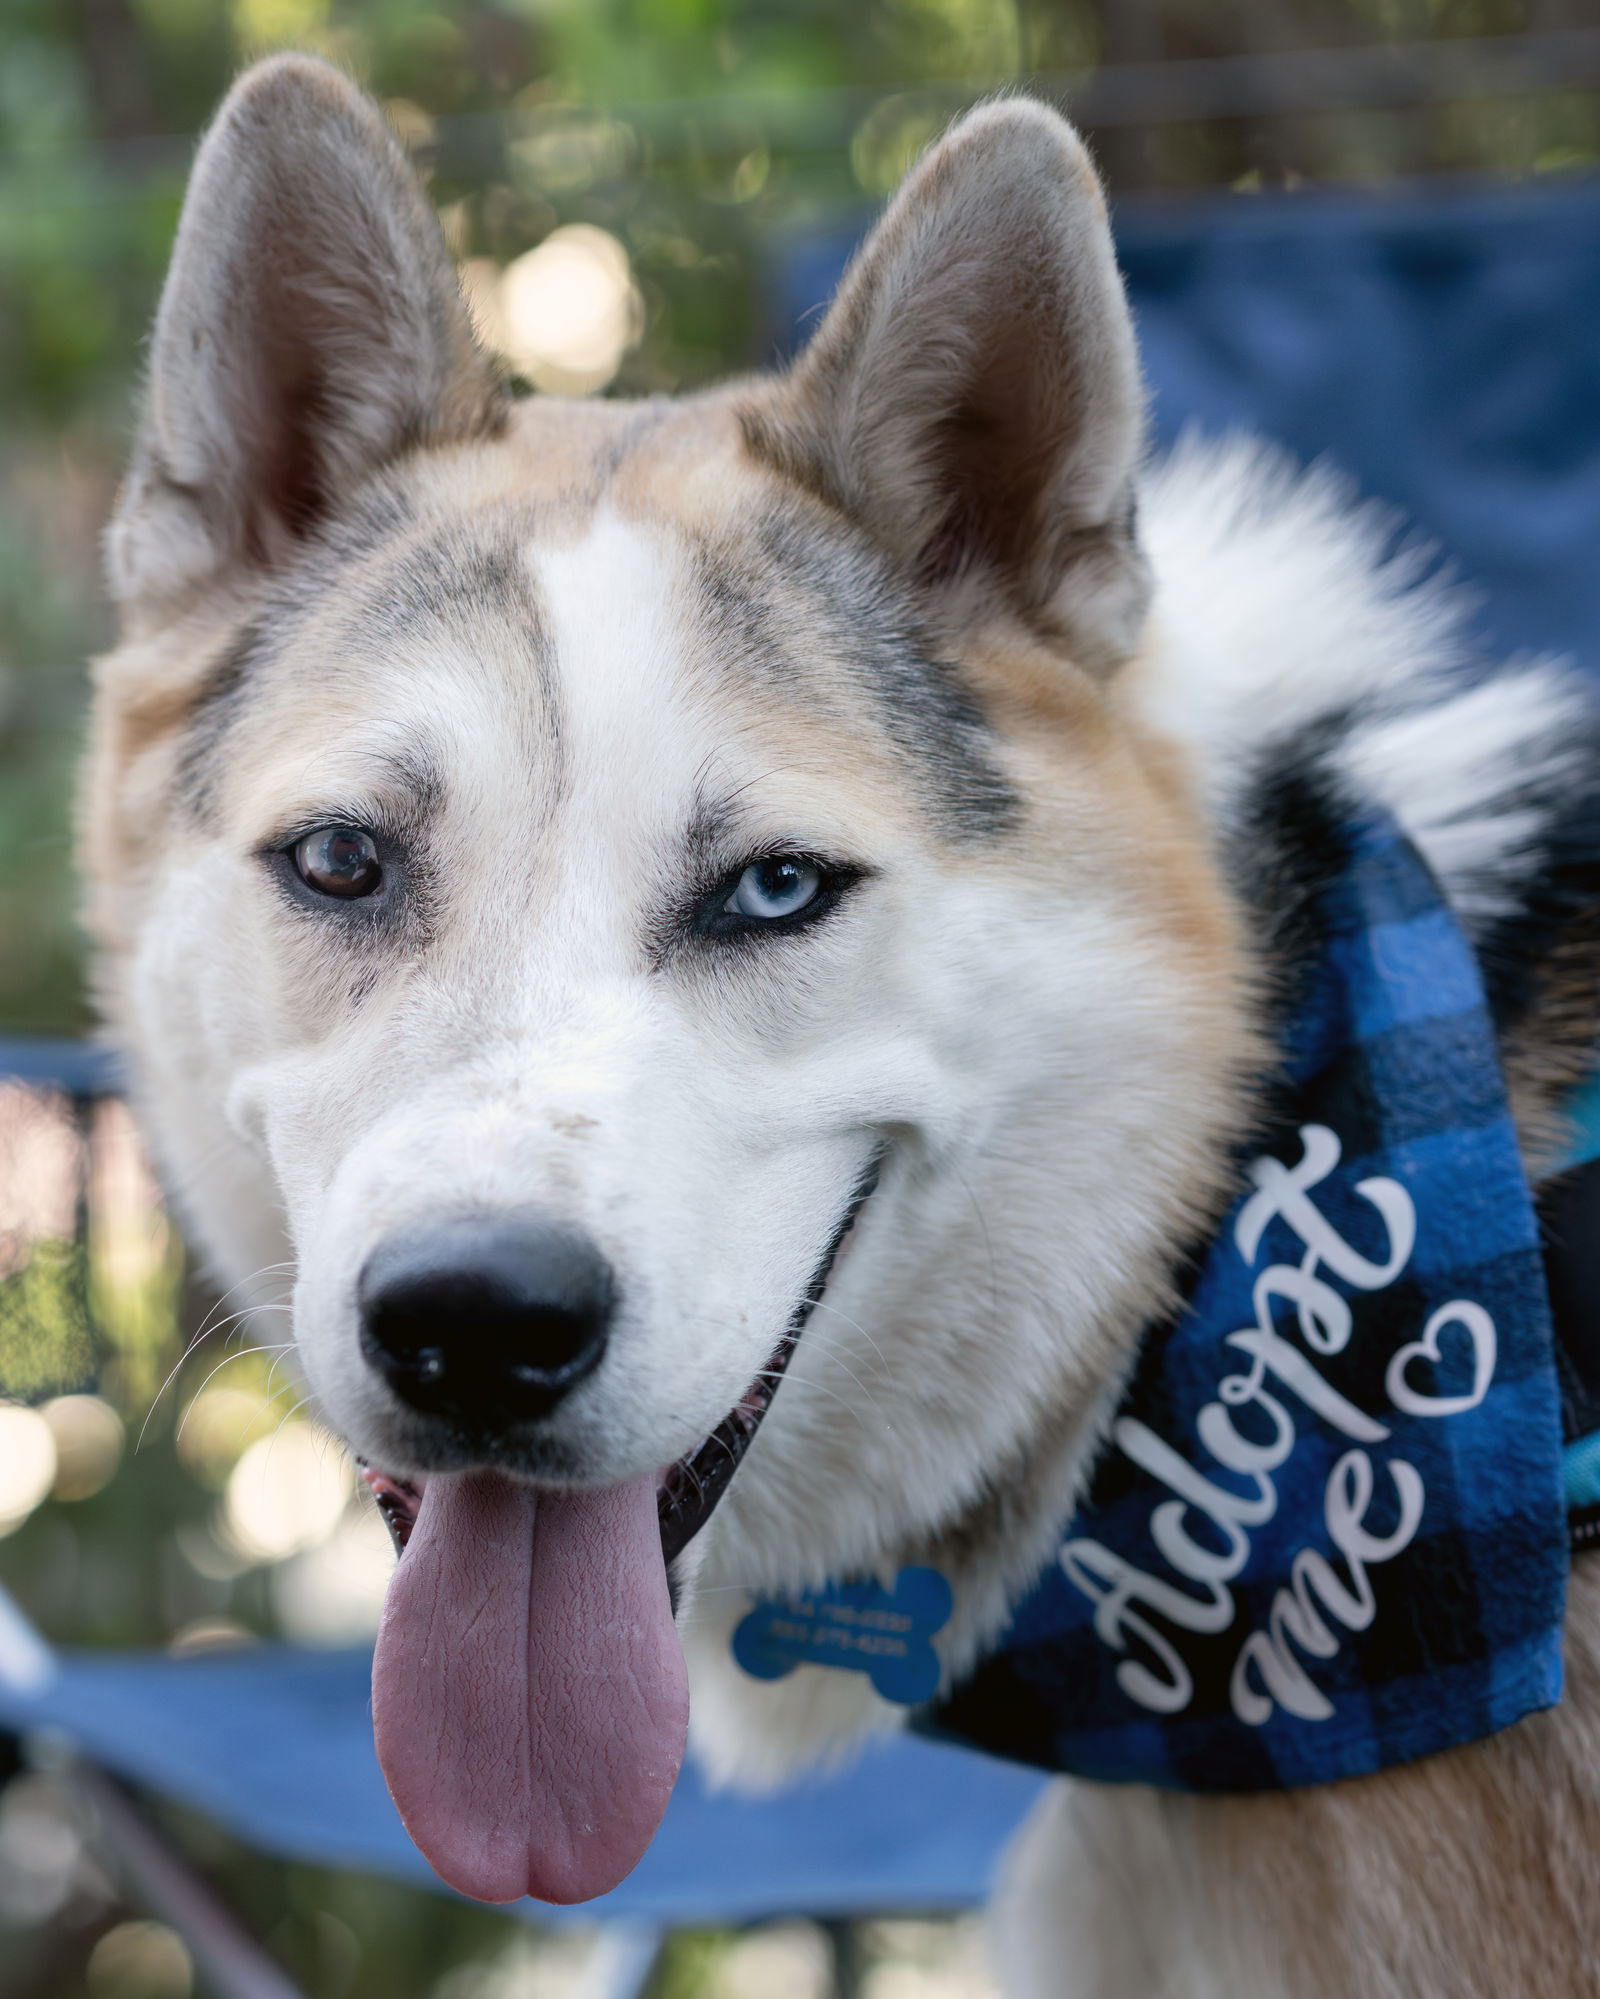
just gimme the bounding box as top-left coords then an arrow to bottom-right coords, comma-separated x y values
746,101 -> 1147,674
107,54 -> 503,632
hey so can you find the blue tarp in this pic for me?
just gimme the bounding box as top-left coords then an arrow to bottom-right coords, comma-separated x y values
0,1647 -> 1046,1924
5,175 -> 1600,1925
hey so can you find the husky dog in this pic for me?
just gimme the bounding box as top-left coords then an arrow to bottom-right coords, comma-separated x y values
83,55 -> 1600,1995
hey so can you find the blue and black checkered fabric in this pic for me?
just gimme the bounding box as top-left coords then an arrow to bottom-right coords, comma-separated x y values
920,812 -> 1569,1792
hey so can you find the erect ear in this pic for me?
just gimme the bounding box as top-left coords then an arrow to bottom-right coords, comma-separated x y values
746,101 -> 1147,673
107,54 -> 503,629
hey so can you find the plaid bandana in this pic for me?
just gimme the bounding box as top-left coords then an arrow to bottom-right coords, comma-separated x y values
916,811 -> 1570,1792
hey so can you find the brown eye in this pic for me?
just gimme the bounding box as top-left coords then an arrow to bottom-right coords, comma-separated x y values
291,826 -> 383,899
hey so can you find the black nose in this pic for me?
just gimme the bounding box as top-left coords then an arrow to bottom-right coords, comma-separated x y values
358,1215 -> 615,1427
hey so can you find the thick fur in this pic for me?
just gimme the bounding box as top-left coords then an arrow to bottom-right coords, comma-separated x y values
81,57 -> 1600,1997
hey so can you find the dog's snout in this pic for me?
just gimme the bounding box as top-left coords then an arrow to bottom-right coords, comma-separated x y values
358,1215 -> 615,1426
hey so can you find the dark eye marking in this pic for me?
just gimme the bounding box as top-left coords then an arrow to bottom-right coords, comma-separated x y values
696,851 -> 865,942
286,824 -> 384,900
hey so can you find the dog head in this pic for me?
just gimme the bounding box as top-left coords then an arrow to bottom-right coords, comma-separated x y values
83,58 -> 1257,1901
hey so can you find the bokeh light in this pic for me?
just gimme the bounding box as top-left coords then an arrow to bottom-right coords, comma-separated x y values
0,1404 -> 57,1536
177,1383 -> 282,1489
221,1423 -> 353,1566
42,1393 -> 123,1501
0,1775 -> 99,1926
166,1616 -> 260,1657
273,1498 -> 396,1645
85,1919 -> 193,1999
467,226 -> 644,395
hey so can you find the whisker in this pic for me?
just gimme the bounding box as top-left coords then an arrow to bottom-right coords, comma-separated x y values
751,1368 -> 879,1431
138,1262 -> 296,1447
173,1343 -> 297,1446
266,1395 -> 313,1447
788,1336 -> 887,1405
808,1297 -> 890,1372
264,1346 -> 299,1395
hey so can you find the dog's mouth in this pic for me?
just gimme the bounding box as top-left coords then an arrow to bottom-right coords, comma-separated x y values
364,1151 -> 882,1910
658,1149 -> 882,1562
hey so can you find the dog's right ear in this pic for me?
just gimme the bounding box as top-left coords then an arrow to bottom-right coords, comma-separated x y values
107,55 -> 502,631
745,101 -> 1146,675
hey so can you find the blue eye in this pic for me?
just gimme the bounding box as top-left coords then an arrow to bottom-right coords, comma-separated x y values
725,857 -> 822,922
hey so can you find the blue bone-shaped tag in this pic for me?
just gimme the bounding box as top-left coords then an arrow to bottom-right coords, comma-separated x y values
732,1567 -> 953,1705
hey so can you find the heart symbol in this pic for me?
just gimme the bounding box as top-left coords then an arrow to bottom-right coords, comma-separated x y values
1386,1300 -> 1496,1418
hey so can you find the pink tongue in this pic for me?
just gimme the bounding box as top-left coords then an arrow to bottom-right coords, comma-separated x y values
371,1470 -> 687,1905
